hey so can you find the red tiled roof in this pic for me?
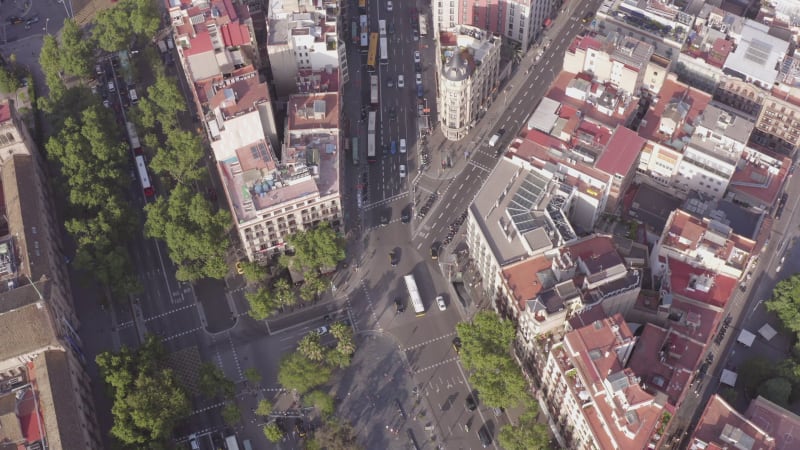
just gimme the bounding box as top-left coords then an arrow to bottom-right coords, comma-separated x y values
638,78 -> 711,144
745,396 -> 800,449
692,395 -> 775,449
502,256 -> 552,311
0,102 -> 11,123
595,126 -> 646,177
667,258 -> 736,308
221,23 -> 250,47
183,31 -> 214,57
728,149 -> 790,207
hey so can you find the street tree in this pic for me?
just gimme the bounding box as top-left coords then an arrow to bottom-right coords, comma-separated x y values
300,271 -> 328,302
93,0 -> 161,52
309,418 -> 363,450
304,390 -> 335,417
273,278 -> 296,307
297,333 -> 326,362
255,399 -> 273,417
149,129 -> 205,185
198,363 -> 235,400
456,312 -> 529,408
96,336 -> 190,446
284,223 -> 345,272
240,261 -> 267,284
325,348 -> 352,369
244,288 -> 279,320
330,322 -> 355,357
277,353 -> 331,394
498,399 -> 550,450
0,66 -> 20,93
59,19 -> 93,78
263,423 -> 284,443
758,377 -> 793,407
766,275 -> 800,335
38,35 -> 65,104
221,403 -> 242,426
244,367 -> 262,385
144,184 -> 231,281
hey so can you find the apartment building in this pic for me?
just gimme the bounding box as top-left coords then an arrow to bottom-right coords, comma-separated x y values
690,395 -> 776,450
216,92 -> 342,262
266,0 -> 347,99
651,209 -> 755,279
713,76 -> 766,118
436,25 -> 501,141
0,100 -> 100,449
751,94 -> 800,156
594,125 -> 647,213
563,33 -> 665,96
541,313 -> 665,450
727,147 -> 791,211
432,0 -> 553,51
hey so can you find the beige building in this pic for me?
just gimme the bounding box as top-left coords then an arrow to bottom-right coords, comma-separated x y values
563,33 -> 666,95
266,0 -> 347,99
713,76 -> 766,118
751,94 -> 800,156
436,25 -> 501,141
215,92 -> 342,262
0,101 -> 100,449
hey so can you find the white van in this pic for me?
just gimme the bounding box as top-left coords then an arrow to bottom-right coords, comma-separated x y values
129,88 -> 139,104
488,133 -> 500,147
400,138 -> 406,153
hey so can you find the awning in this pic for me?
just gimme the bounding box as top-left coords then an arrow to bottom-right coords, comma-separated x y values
737,329 -> 756,347
721,369 -> 738,387
758,324 -> 777,341
544,18 -> 552,28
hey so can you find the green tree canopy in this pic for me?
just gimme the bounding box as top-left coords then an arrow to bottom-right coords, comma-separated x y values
0,66 -> 20,94
245,288 -> 279,320
740,357 -> 775,396
221,403 -> 242,426
263,423 -> 284,443
456,312 -> 529,408
96,336 -> 190,446
297,333 -> 326,362
766,275 -> 800,335
244,367 -> 262,385
59,19 -> 93,78
498,399 -> 550,450
284,223 -> 345,272
255,399 -> 273,417
198,362 -> 235,400
758,377 -> 793,407
309,418 -> 363,450
93,0 -> 161,52
304,390 -> 335,417
277,353 -> 331,394
144,184 -> 231,281
149,129 -> 205,185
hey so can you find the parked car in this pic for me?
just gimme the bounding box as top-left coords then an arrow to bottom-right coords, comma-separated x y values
8,17 -> 24,25
399,164 -> 406,178
400,138 -> 406,153
395,297 -> 405,313
397,75 -> 405,88
416,73 -> 422,85
436,295 -> 446,311
313,325 -> 329,335
466,395 -> 477,411
414,51 -> 421,63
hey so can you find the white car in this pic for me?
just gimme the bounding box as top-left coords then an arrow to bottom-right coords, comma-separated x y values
436,295 -> 446,311
416,73 -> 422,85
387,1 -> 393,11
414,51 -> 421,63
399,164 -> 406,178
397,75 -> 405,88
400,138 -> 406,153
313,325 -> 329,335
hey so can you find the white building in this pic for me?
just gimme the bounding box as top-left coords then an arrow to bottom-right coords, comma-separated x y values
437,26 -> 501,141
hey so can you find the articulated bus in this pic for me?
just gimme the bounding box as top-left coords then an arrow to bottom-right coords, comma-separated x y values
419,14 -> 428,37
366,32 -> 378,72
403,274 -> 426,317
367,111 -> 376,163
358,0 -> 367,14
352,137 -> 359,165
378,19 -> 387,38
379,37 -> 388,65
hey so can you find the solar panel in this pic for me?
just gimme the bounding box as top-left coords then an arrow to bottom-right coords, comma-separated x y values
744,39 -> 771,66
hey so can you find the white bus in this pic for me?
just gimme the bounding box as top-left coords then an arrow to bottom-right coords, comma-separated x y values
379,37 -> 388,64
419,14 -> 428,37
135,155 -> 155,198
225,435 -> 240,450
126,121 -> 141,153
360,32 -> 369,52
360,15 -> 368,33
370,75 -> 379,105
378,19 -> 387,37
403,274 -> 425,316
367,110 -> 376,163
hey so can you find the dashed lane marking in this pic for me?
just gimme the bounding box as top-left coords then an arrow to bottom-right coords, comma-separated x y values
413,356 -> 460,374
144,303 -> 197,322
403,332 -> 457,351
163,326 -> 203,342
360,280 -> 382,332
363,192 -> 409,211
469,160 -> 491,172
191,402 -> 224,415
227,331 -> 245,382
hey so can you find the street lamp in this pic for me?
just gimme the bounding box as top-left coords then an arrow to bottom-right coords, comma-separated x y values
43,18 -> 50,35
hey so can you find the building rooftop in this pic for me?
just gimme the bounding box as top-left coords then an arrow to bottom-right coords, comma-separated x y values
286,92 -> 340,130
626,183 -> 683,234
663,209 -> 754,270
744,395 -> 800,449
0,103 -> 10,124
547,71 -> 637,131
728,148 -> 790,208
665,258 -> 737,308
723,19 -> 789,88
639,78 -> 712,148
470,158 -> 561,266
682,194 -> 767,240
208,70 -> 270,118
502,255 -> 555,312
696,104 -> 754,145
691,395 -> 775,450
595,126 -> 646,177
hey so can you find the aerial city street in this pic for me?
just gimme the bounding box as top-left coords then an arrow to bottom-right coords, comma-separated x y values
3,0 -> 800,448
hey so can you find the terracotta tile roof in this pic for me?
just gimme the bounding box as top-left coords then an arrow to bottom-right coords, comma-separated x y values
667,258 -> 736,308
502,255 -> 553,311
639,78 -> 712,145
595,126 -> 646,177
183,31 -> 214,57
0,102 -> 11,123
745,396 -> 800,449
693,395 -> 775,449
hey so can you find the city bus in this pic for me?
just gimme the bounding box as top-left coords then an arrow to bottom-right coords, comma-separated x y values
135,155 -> 155,198
367,111 -> 376,163
360,15 -> 368,34
126,121 -> 142,154
360,32 -> 369,52
370,75 -> 379,105
358,0 -> 367,14
351,21 -> 358,44
379,37 -> 388,65
403,274 -> 426,317
367,32 -> 378,72
378,19 -> 387,38
352,137 -> 359,165
419,14 -> 428,37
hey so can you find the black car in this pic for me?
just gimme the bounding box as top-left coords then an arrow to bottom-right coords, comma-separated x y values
395,399 -> 406,418
466,395 -> 477,411
478,426 -> 492,447
430,243 -> 440,260
401,210 -> 411,223
389,250 -> 398,267
395,297 -> 405,313
452,337 -> 462,354
8,17 -> 24,25
389,107 -> 397,120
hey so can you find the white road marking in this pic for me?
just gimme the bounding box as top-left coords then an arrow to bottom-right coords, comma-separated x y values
403,332 -> 457,351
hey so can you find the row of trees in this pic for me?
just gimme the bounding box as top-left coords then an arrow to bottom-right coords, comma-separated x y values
456,312 -> 550,449
245,223 -> 346,319
736,274 -> 800,406
278,322 -> 356,394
